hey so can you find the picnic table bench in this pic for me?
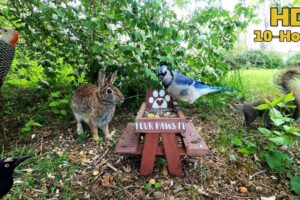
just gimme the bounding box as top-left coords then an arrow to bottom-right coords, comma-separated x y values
115,89 -> 209,177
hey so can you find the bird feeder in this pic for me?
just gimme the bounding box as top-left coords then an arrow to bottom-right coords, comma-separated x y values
115,89 -> 209,177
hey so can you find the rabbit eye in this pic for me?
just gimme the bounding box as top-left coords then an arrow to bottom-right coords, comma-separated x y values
106,88 -> 112,94
4,164 -> 9,168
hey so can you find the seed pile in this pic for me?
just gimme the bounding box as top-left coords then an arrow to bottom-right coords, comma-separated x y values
143,108 -> 178,118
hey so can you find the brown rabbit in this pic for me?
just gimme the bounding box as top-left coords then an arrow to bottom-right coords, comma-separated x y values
70,69 -> 124,141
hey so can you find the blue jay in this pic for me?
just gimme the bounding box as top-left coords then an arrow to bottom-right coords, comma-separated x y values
157,65 -> 238,105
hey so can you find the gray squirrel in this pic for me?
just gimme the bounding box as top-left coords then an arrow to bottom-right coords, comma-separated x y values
230,68 -> 300,128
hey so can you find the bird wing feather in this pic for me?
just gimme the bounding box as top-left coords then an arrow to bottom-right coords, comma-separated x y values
173,71 -> 205,86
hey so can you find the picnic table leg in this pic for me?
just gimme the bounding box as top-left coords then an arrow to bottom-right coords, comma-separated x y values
162,133 -> 183,177
140,133 -> 159,176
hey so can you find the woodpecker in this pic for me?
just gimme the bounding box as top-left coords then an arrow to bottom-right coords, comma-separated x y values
0,27 -> 19,86
0,27 -> 18,133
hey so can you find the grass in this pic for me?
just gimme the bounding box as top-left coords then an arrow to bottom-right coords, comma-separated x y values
221,68 -> 281,100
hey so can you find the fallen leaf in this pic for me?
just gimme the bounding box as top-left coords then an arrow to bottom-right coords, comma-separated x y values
101,175 -> 113,187
88,150 -> 94,155
42,183 -> 49,194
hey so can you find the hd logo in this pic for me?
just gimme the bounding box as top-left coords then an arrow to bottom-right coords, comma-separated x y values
254,7 -> 300,42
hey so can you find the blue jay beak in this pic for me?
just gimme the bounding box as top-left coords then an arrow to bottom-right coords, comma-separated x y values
158,74 -> 164,82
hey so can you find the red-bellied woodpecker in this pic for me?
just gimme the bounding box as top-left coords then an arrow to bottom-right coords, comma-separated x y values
0,27 -> 19,86
0,27 -> 19,133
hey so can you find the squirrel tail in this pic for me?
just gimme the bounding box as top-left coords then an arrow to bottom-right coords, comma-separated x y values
276,67 -> 300,93
276,66 -> 300,119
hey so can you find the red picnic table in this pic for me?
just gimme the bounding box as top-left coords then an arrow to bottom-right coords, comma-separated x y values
115,89 -> 209,177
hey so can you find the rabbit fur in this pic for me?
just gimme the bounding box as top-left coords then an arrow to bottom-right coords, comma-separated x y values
71,69 -> 124,141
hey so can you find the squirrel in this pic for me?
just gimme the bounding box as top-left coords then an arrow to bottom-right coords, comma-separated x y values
230,68 -> 300,128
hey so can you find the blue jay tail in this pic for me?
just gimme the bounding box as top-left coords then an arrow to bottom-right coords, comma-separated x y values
208,86 -> 240,92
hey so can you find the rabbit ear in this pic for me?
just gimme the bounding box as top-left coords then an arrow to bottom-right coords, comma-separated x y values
106,71 -> 118,84
98,69 -> 106,87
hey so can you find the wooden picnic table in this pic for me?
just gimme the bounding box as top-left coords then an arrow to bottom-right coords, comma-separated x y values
115,89 -> 209,177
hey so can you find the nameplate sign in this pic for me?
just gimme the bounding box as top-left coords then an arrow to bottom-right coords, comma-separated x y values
135,121 -> 186,132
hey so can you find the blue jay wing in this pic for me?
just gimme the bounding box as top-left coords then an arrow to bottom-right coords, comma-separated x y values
174,71 -> 199,86
194,82 -> 238,91
194,82 -> 209,89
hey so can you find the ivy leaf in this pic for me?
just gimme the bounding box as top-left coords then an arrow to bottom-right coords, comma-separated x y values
269,136 -> 292,146
59,99 -> 69,104
60,110 -> 67,116
231,137 -> 242,146
283,92 -> 295,102
264,151 -> 293,172
49,101 -> 59,107
283,125 -> 300,137
255,103 -> 270,110
238,146 -> 256,155
258,127 -> 273,137
290,176 -> 300,196
51,92 -> 61,98
270,96 -> 285,107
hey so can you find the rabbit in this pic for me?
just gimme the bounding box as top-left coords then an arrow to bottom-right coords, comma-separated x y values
70,69 -> 124,141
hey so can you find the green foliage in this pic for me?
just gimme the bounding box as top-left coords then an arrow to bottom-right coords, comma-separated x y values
255,94 -> 300,192
48,91 -> 70,117
20,119 -> 42,133
144,181 -> 161,190
256,93 -> 299,148
287,52 -> 300,66
2,0 -> 253,95
256,92 -> 295,110
264,151 -> 293,172
229,154 -> 236,161
224,50 -> 284,69
230,137 -> 257,155
290,176 -> 300,196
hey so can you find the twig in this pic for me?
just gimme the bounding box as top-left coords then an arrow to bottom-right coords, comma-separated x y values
110,185 -> 137,200
40,136 -> 44,154
106,162 -> 119,172
231,196 -> 253,199
96,149 -> 109,164
260,183 -> 277,192
249,170 -> 266,180
0,11 -> 18,29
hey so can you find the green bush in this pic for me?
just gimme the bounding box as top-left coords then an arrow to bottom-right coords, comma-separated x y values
2,0 -> 253,96
224,50 -> 284,69
287,52 -> 300,66
267,51 -> 284,69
